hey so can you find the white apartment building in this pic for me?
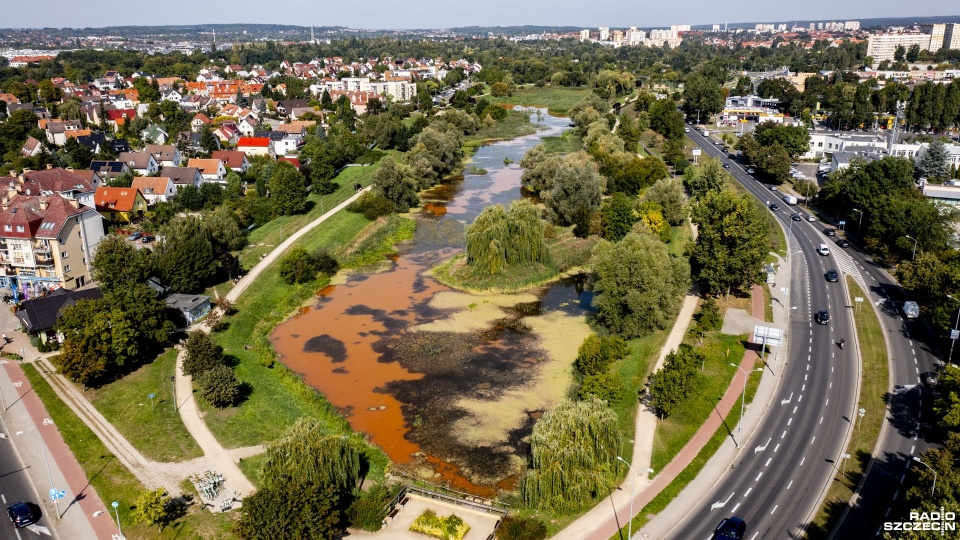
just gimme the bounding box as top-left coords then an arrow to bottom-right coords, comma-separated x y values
580,29 -> 591,42
845,21 -> 861,31
599,27 -> 610,41
670,25 -> 691,32
945,23 -> 960,51
626,27 -> 645,45
310,77 -> 417,103
921,24 -> 947,52
866,33 -> 933,63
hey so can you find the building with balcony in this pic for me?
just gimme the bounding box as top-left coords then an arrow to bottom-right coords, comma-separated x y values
0,194 -> 105,297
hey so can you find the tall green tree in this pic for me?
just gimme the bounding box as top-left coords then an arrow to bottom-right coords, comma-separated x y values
372,156 -> 419,212
600,192 -> 637,241
591,231 -> 690,338
643,177 -> 687,226
90,235 -> 152,292
543,155 -> 604,229
268,160 -> 307,216
154,217 -> 219,293
682,74 -> 724,121
648,98 -> 685,140
235,477 -> 344,540
690,190 -> 771,295
262,417 -> 361,492
917,140 -> 951,181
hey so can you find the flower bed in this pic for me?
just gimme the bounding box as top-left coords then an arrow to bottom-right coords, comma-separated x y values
409,509 -> 471,540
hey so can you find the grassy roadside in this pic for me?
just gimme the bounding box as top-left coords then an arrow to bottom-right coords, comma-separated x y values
803,278 -> 888,539
86,347 -> 203,462
611,358 -> 764,539
650,333 -> 747,473
22,364 -> 234,540
487,85 -> 593,116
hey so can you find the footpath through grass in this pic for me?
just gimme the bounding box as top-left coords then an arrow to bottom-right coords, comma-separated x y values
86,347 -> 202,462
22,364 -> 234,540
804,278 -> 888,539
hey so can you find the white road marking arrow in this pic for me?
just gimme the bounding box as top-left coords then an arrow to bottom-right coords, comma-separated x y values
755,438 -> 772,454
781,393 -> 793,406
711,492 -> 735,511
26,524 -> 52,536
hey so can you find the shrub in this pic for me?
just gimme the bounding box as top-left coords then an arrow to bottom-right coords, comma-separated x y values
409,509 -> 470,540
697,297 -> 723,332
647,344 -> 704,418
314,250 -> 340,276
347,192 -> 395,220
196,364 -> 240,408
578,372 -> 626,404
346,483 -> 400,531
182,331 -> 225,379
575,334 -> 630,375
496,516 -> 548,540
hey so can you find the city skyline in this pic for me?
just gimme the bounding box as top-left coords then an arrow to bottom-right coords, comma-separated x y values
3,0 -> 958,31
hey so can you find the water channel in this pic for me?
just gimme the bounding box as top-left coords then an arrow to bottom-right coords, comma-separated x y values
270,109 -> 595,495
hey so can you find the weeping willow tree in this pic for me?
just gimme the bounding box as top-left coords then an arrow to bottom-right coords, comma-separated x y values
466,199 -> 548,275
262,417 -> 361,492
521,396 -> 623,512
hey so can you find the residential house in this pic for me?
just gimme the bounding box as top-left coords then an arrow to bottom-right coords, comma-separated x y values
94,187 -> 148,222
160,166 -> 203,189
140,124 -> 169,145
131,177 -> 177,205
20,168 -> 97,206
20,136 -> 43,158
118,152 -> 160,176
187,159 -> 227,183
238,116 -> 260,137
237,137 -> 274,157
165,293 -> 211,324
144,144 -> 182,167
0,194 -> 105,294
0,93 -> 20,106
70,170 -> 105,206
75,134 -> 103,154
213,123 -> 241,145
277,157 -> 301,170
15,287 -> 104,342
44,120 -> 84,146
275,99 -> 310,116
88,161 -> 131,180
191,113 -> 212,132
210,150 -> 250,172
104,109 -> 136,132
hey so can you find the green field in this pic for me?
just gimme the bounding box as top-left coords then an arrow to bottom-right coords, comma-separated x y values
488,85 -> 593,116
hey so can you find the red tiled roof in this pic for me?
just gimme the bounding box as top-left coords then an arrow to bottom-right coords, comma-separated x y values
94,187 -> 142,213
210,151 -> 248,169
237,137 -> 270,147
277,157 -> 301,169
22,168 -> 94,193
0,195 -> 86,239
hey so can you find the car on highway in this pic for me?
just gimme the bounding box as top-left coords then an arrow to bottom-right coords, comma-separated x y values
711,516 -> 747,539
684,127 -> 690,132
723,163 -> 730,168
770,185 -> 778,191
806,214 -> 817,222
823,228 -> 837,236
791,213 -> 802,221
728,153 -> 737,159
815,309 -> 830,325
746,168 -> 755,174
129,232 -> 142,241
6,502 -> 37,528
825,269 -> 839,282
769,203 -> 780,211
922,371 -> 940,386
836,238 -> 850,248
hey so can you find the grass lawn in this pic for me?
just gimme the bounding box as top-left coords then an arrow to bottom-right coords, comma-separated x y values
487,85 -> 593,116
541,130 -> 582,154
804,278 -> 888,539
86,347 -> 203,462
198,211 -> 412,481
22,364 -> 235,540
650,332 -> 747,473
464,110 -> 539,144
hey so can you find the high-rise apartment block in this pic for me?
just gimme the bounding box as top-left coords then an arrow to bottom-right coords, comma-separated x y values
599,27 -> 610,41
945,23 -> 960,50
866,32 -> 934,62
921,23 -> 946,51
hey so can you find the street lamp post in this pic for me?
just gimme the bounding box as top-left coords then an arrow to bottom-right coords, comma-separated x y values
616,456 -> 635,540
913,457 -> 938,497
905,235 -> 918,260
112,501 -> 123,539
946,295 -> 960,365
17,431 -> 59,519
170,375 -> 176,412
852,208 -> 863,236
730,364 -> 764,448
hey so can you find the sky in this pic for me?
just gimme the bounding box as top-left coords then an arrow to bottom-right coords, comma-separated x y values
4,0 -> 959,30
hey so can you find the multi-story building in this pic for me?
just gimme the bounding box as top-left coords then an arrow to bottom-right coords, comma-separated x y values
845,21 -> 861,31
921,24 -> 947,51
866,32 -> 933,62
599,27 -> 610,41
0,194 -> 104,295
944,23 -> 960,51
580,29 -> 591,42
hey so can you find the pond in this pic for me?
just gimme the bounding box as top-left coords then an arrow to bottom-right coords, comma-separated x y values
271,109 -> 595,495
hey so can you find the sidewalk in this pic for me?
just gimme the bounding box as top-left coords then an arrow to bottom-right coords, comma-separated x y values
171,185 -> 375,499
553,268 -> 773,540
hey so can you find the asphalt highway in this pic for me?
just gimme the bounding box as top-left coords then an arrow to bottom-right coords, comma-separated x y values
0,414 -> 54,540
666,128 -> 935,539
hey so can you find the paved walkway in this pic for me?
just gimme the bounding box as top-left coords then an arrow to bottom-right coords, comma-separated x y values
172,185 -> 374,499
554,273 -> 782,539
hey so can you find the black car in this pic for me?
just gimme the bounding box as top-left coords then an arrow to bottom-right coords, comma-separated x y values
712,516 -> 747,539
141,235 -> 155,243
769,203 -> 780,211
815,309 -> 830,325
791,213 -> 802,221
723,163 -> 730,169
922,371 -> 940,386
6,502 -> 36,528
836,238 -> 850,248
823,228 -> 837,236
825,269 -> 839,282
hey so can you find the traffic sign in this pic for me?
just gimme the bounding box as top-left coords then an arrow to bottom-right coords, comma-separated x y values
951,329 -> 959,340
49,488 -> 65,501
839,220 -> 846,226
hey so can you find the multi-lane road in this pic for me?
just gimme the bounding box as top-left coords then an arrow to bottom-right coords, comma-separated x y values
0,414 -> 53,540
668,129 -> 941,539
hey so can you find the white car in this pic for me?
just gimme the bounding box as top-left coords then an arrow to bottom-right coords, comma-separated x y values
684,127 -> 690,133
